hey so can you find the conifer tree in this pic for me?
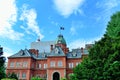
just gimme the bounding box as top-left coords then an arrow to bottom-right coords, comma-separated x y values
70,11 -> 120,80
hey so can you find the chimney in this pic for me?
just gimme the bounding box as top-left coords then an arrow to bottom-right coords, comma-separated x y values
36,50 -> 39,57
81,47 -> 84,54
37,36 -> 40,42
50,45 -> 53,51
29,49 -> 39,57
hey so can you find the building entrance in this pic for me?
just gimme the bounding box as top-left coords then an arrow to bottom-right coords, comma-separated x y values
53,72 -> 60,80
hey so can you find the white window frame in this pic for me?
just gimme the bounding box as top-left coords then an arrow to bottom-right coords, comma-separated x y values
44,64 -> 47,69
22,73 -> 26,79
69,63 -> 74,68
39,64 -> 41,68
58,61 -> 62,67
36,63 -> 42,69
16,72 -> 20,79
16,62 -> 20,68
76,62 -> 79,66
50,61 -> 55,67
10,62 -> 14,68
23,62 -> 28,68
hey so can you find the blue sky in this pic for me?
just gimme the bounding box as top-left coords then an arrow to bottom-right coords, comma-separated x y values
0,0 -> 120,58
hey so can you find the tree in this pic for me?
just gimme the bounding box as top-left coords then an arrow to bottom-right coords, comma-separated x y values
61,77 -> 67,80
0,46 -> 6,80
71,11 -> 120,80
31,77 -> 43,80
0,58 -> 6,79
7,72 -> 18,80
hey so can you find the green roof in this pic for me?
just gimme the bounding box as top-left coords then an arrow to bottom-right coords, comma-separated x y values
56,34 -> 66,45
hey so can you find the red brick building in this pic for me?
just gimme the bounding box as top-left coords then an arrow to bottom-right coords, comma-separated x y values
6,34 -> 91,80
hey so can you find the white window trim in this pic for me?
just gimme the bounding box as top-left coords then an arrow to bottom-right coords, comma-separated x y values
22,73 -> 26,79
16,62 -> 20,68
69,63 -> 74,68
58,61 -> 62,67
10,62 -> 14,68
50,61 -> 55,67
23,62 -> 28,68
44,64 -> 47,69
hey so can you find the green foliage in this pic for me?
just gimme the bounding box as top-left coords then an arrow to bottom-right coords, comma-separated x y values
71,11 -> 120,80
31,77 -> 43,80
106,12 -> 120,39
7,72 -> 18,80
69,73 -> 78,80
1,78 -> 16,80
0,58 -> 6,79
61,77 -> 67,80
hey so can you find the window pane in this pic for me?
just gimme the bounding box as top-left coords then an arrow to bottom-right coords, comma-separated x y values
50,61 -> 55,67
16,62 -> 21,68
22,73 -> 26,79
58,61 -> 62,67
76,62 -> 79,66
23,62 -> 28,68
44,64 -> 47,69
39,64 -> 41,68
32,63 -> 34,68
10,62 -> 14,67
16,73 -> 20,79
69,63 -> 74,68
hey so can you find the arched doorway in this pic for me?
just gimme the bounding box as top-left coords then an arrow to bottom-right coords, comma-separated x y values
53,72 -> 60,80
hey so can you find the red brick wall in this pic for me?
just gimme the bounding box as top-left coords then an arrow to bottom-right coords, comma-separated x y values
7,56 -> 83,80
66,58 -> 82,78
7,57 -> 33,80
47,56 -> 66,80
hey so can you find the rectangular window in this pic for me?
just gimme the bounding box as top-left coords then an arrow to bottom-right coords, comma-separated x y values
39,64 -> 41,68
50,61 -> 55,67
32,63 -> 34,68
10,62 -> 14,68
44,64 -> 47,69
16,73 -> 20,79
58,61 -> 62,67
69,63 -> 73,68
36,63 -> 39,69
76,62 -> 79,66
22,73 -> 26,79
23,62 -> 28,68
16,62 -> 21,68
37,63 -> 42,69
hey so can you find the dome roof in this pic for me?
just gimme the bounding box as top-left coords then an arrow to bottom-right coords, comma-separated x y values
56,34 -> 66,45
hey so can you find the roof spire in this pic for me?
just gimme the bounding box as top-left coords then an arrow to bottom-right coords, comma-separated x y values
37,36 -> 40,42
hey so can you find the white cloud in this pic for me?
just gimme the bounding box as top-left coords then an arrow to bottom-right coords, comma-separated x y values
97,0 -> 120,10
0,0 -> 24,40
68,37 -> 101,50
53,0 -> 85,18
20,5 -> 44,39
104,0 -> 119,9
95,0 -> 120,23
70,21 -> 84,35
3,47 -> 14,62
70,27 -> 76,35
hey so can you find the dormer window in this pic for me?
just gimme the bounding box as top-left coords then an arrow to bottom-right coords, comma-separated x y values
72,51 -> 77,57
42,53 -> 46,57
58,40 -> 61,43
55,48 -> 59,54
20,50 -> 25,56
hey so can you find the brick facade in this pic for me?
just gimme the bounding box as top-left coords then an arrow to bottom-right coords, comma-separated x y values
6,34 -> 91,80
